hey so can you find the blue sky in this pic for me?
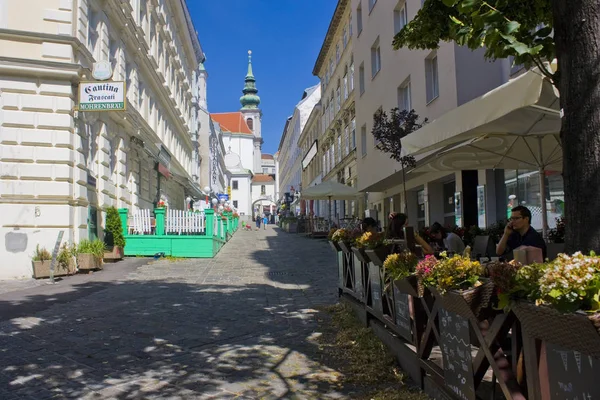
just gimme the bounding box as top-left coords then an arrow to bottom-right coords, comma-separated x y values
187,0 -> 337,155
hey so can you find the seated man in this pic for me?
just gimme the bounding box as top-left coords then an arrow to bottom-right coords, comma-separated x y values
496,205 -> 547,260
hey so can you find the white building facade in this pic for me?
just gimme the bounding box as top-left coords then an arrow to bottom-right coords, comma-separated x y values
0,0 -> 205,278
352,0 -> 514,229
277,85 -> 321,214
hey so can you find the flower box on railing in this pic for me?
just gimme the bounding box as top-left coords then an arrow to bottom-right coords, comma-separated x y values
365,246 -> 391,267
351,246 -> 370,265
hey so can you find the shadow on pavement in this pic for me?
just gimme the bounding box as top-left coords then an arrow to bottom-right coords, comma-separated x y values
0,261 -> 348,399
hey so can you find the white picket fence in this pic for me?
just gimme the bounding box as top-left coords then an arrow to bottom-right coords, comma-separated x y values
130,209 -> 153,235
166,209 -> 205,235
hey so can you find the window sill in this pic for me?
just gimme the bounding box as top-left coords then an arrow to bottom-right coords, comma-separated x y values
426,94 -> 439,106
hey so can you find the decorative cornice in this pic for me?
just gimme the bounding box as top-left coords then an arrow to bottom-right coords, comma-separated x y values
312,0 -> 349,76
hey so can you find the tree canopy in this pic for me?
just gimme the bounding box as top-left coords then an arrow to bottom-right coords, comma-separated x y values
393,0 -> 556,82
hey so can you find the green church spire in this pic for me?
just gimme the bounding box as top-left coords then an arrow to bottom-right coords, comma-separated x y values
240,50 -> 260,109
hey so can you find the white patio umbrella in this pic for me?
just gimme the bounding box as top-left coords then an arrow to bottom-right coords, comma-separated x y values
301,181 -> 359,229
401,66 -> 561,238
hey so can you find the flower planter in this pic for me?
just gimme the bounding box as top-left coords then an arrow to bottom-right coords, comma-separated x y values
393,275 -> 420,298
103,246 -> 123,262
351,246 -> 370,264
32,260 -> 76,279
338,241 -> 353,254
77,253 -> 103,271
365,246 -> 391,267
514,302 -> 600,400
329,240 -> 342,252
513,302 -> 600,357
428,280 -> 495,319
286,223 -> 298,233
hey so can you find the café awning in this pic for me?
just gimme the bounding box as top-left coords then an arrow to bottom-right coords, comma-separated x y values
401,67 -> 560,160
401,67 -> 561,238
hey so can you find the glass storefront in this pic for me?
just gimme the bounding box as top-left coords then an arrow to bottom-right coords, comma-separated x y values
504,170 -> 564,230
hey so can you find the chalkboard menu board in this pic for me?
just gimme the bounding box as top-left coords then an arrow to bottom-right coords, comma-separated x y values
393,285 -> 412,341
369,263 -> 382,313
546,342 -> 600,400
439,308 -> 475,400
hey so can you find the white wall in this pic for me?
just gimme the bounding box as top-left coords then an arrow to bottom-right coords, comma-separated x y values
230,175 -> 252,217
222,134 -> 255,173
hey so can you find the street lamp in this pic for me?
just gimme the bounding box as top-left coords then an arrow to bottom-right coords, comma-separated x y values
211,198 -> 218,211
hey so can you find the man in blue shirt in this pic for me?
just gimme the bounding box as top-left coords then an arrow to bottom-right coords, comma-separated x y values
496,205 -> 547,260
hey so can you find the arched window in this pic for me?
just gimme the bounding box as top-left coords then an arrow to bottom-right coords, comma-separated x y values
246,117 -> 254,131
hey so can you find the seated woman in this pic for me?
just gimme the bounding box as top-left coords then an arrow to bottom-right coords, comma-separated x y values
387,212 -> 433,255
429,222 -> 465,255
361,217 -> 378,234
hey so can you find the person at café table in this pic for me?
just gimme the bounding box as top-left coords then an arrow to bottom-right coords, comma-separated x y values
429,222 -> 465,255
496,205 -> 547,259
388,212 -> 434,255
361,217 -> 378,234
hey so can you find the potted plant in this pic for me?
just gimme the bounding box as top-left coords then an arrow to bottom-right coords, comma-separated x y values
332,228 -> 353,253
364,235 -> 392,267
76,239 -> 105,271
56,243 -> 77,275
386,251 -> 420,297
31,244 -> 52,279
419,252 -> 493,318
157,200 -> 166,208
328,228 -> 342,252
103,207 -> 126,262
384,251 -> 420,340
352,231 -> 384,264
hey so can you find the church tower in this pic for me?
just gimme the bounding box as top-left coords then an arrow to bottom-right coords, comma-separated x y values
239,50 -> 263,174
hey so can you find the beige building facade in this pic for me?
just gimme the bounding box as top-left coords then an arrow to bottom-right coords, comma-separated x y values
313,0 -> 358,221
351,0 -> 514,229
0,0 -> 205,278
298,102 -> 324,216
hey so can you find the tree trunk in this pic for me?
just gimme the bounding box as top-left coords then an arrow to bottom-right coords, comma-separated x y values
552,0 -> 600,254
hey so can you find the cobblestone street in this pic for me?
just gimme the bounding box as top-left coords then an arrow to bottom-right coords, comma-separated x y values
0,227 -> 346,399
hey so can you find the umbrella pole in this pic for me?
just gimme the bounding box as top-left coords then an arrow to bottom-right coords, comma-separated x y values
539,166 -> 549,241
538,137 -> 549,240
329,196 -> 332,230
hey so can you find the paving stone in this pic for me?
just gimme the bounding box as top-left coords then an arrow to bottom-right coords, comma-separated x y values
0,227 -> 348,399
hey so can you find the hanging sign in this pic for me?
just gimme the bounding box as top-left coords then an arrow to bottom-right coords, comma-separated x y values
78,81 -> 126,111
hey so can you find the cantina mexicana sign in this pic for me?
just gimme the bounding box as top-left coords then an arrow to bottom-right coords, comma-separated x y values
78,81 -> 126,111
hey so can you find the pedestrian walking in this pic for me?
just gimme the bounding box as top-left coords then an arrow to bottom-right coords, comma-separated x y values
255,213 -> 261,230
263,214 -> 268,229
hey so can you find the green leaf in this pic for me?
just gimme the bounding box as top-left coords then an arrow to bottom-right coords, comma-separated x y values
504,20 -> 521,34
450,15 -> 464,26
508,41 -> 531,55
